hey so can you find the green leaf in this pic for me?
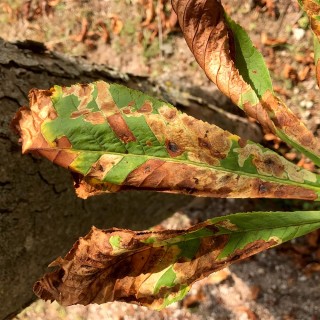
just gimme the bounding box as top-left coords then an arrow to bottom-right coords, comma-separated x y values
14,81 -> 320,200
224,14 -> 273,100
33,210 -> 320,309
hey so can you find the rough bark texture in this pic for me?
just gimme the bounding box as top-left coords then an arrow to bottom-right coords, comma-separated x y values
0,38 -> 261,320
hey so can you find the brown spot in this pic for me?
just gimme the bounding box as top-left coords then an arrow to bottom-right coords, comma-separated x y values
38,150 -> 78,169
258,182 -> 269,194
198,137 -> 211,149
229,239 -> 277,262
78,84 -> 91,97
71,109 -> 90,119
159,106 -> 177,120
198,137 -> 225,159
252,180 -> 317,200
84,111 -> 106,124
100,101 -> 118,115
29,89 -> 57,120
146,140 -> 153,147
238,138 -> 247,148
253,154 -> 285,177
55,136 -> 72,148
165,139 -> 184,157
86,154 -> 122,180
124,159 -> 166,188
74,177 -> 122,199
122,107 -> 132,114
107,113 -> 136,143
193,177 -> 199,184
138,102 -> 153,113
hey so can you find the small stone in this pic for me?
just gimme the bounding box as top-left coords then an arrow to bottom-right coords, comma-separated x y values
298,275 -> 307,282
305,101 -> 314,109
293,28 -> 306,41
257,268 -> 265,275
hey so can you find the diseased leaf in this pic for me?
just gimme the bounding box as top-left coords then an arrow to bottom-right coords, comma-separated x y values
12,81 -> 320,200
33,210 -> 320,309
298,0 -> 320,86
172,0 -> 320,166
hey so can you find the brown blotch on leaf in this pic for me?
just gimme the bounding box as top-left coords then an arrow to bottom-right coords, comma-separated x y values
107,113 -> 136,143
78,83 -> 92,98
29,89 -> 57,119
230,239 -> 277,262
54,136 -> 72,148
166,139 -> 184,157
138,102 -> 153,113
253,180 -> 317,200
84,111 -> 106,124
238,138 -> 248,148
198,137 -> 226,159
159,106 -> 177,120
122,107 -> 132,114
38,150 -> 78,169
198,137 -> 211,149
70,109 -> 90,119
73,175 -> 122,199
253,154 -> 285,178
124,159 -> 166,188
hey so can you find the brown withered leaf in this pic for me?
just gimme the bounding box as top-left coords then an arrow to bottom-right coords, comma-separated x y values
172,0 -> 320,166
33,211 -> 320,309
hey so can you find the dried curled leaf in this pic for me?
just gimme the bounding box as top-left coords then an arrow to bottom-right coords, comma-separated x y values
298,0 -> 320,86
172,0 -> 320,166
34,210 -> 320,309
13,81 -> 320,200
12,81 -> 320,200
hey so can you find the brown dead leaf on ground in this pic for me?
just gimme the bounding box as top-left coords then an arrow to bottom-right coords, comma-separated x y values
283,64 -> 299,84
109,14 -> 123,35
71,17 -> 89,43
261,32 -> 287,46
94,20 -> 109,43
264,133 -> 282,149
235,306 -> 258,320
298,66 -> 311,81
254,0 -> 277,18
141,0 -> 155,27
297,156 -> 315,172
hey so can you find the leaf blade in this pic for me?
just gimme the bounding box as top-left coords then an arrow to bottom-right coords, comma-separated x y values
13,81 -> 320,200
33,210 -> 320,309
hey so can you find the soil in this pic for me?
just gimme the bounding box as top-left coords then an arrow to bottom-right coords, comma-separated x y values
1,0 -> 320,319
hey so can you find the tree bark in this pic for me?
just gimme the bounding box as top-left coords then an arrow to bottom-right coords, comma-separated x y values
0,38 -> 262,320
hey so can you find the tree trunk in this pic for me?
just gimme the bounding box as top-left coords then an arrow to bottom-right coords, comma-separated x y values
0,38 -> 262,320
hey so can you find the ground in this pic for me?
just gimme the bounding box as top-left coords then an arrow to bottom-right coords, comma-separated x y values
1,0 -> 320,319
